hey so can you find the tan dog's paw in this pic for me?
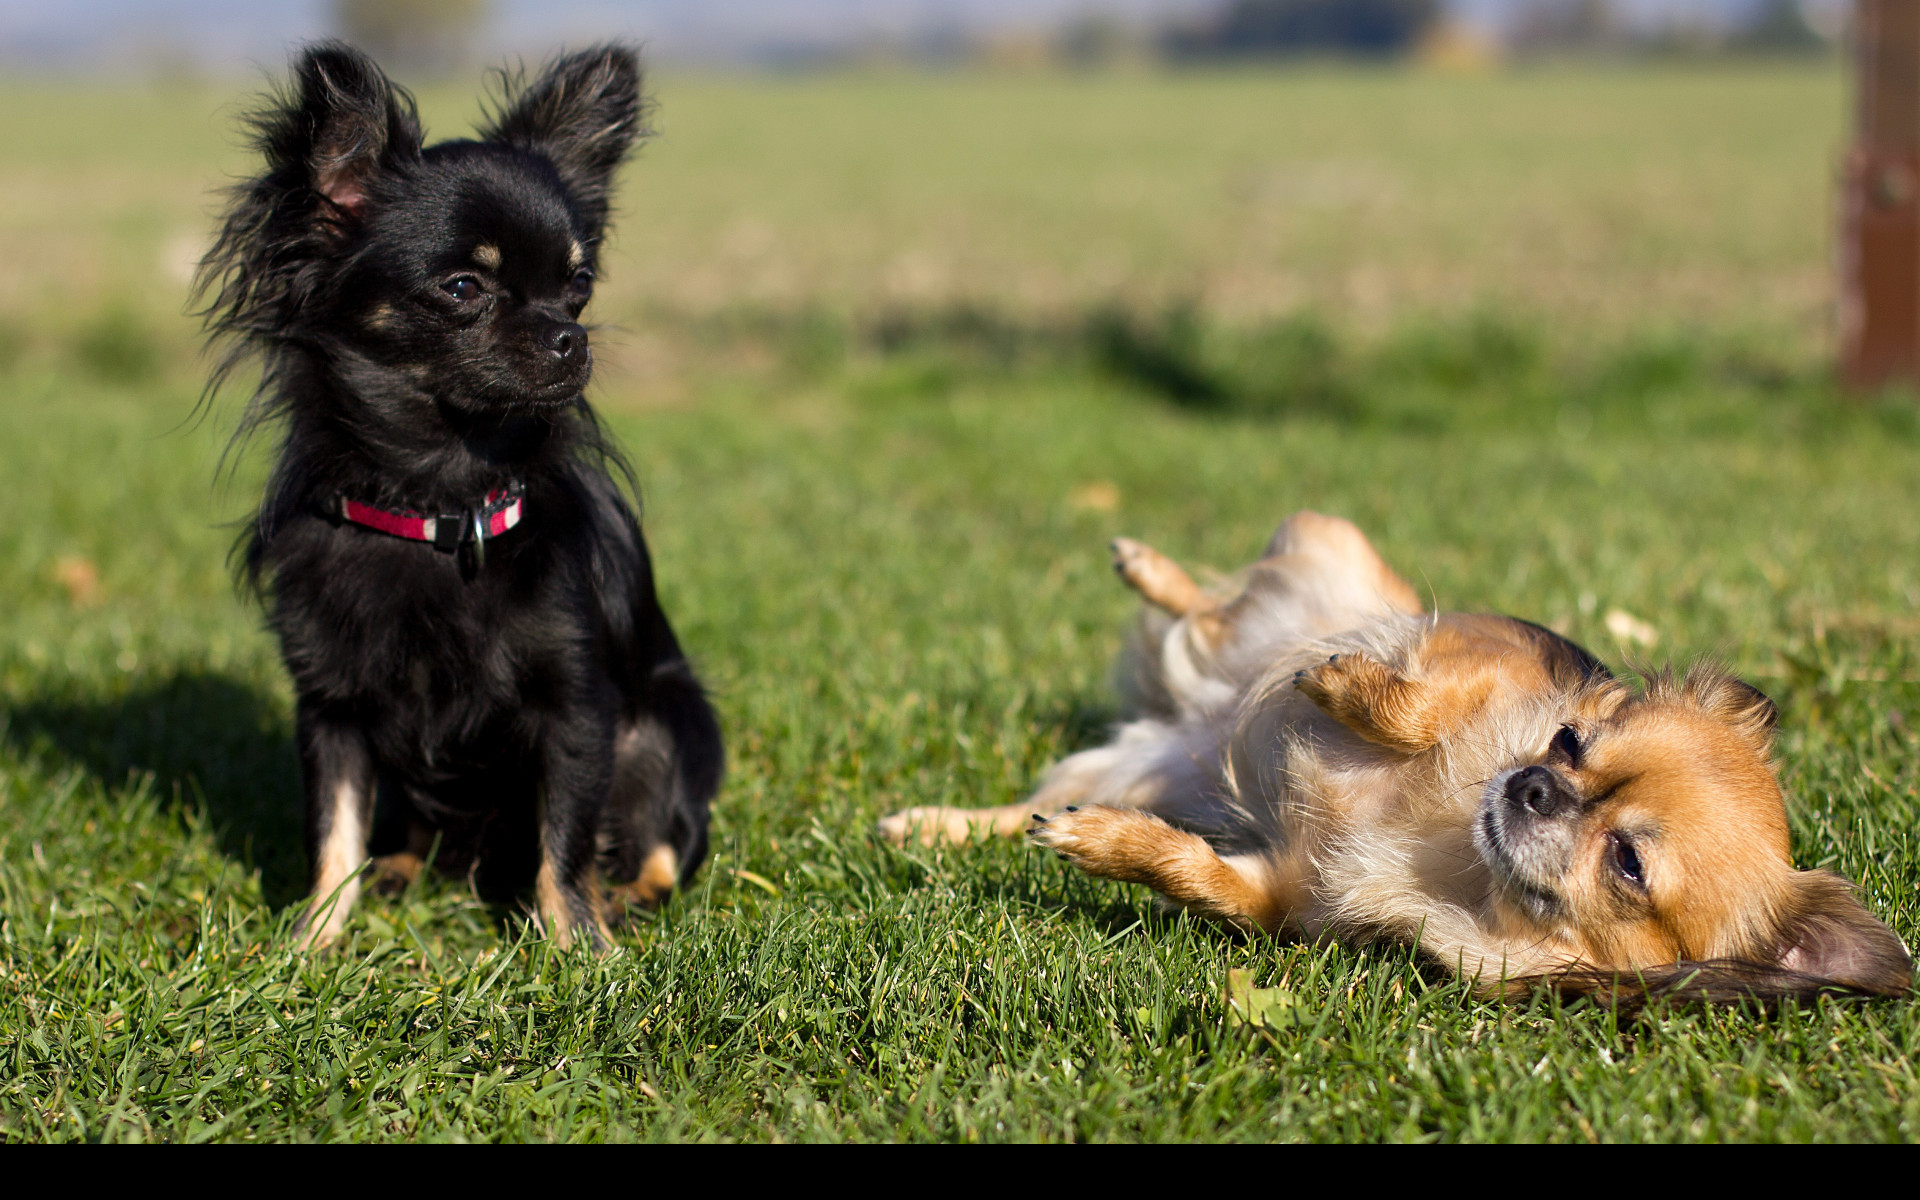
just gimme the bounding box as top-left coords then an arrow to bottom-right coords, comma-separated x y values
1109,537 -> 1156,589
1294,653 -> 1434,753
1294,652 -> 1397,716
875,809 -> 915,846
1028,805 -> 1179,883
1111,537 -> 1212,616
1026,805 -> 1096,863
877,806 -> 996,847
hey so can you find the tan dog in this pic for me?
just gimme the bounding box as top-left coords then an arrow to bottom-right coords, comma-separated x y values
879,512 -> 1912,1000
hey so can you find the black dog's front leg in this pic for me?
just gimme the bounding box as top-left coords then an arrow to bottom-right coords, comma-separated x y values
292,704 -> 376,950
536,710 -> 617,950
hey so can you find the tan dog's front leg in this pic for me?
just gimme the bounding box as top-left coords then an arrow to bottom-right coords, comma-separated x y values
1029,807 -> 1285,932
1294,653 -> 1440,755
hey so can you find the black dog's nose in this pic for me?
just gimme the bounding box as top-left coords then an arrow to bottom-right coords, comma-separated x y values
1506,765 -> 1564,817
545,322 -> 587,363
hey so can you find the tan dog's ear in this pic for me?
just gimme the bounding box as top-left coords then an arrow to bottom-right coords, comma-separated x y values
1535,871 -> 1909,1007
1681,669 -> 1779,752
1770,871 -> 1912,995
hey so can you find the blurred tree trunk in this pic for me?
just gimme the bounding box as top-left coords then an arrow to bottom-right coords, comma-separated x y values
1841,0 -> 1920,390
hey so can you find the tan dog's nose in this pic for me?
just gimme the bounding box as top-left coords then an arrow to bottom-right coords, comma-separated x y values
1506,766 -> 1568,817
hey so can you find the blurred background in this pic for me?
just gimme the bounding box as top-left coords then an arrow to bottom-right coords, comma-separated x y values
0,2 -> 1856,74
0,0 -> 1864,403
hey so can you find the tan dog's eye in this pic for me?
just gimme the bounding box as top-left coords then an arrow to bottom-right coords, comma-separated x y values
1609,834 -> 1646,889
1548,725 -> 1582,768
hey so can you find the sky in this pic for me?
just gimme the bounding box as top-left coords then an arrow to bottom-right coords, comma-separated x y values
0,1 -> 1837,74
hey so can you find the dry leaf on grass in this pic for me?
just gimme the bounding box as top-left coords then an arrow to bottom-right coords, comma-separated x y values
1067,481 -> 1121,513
1604,608 -> 1659,648
52,555 -> 100,607
1225,966 -> 1300,1030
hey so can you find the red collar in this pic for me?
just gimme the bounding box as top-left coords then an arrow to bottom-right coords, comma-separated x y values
338,484 -> 524,554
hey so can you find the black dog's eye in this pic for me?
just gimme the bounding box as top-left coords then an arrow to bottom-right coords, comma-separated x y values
1548,725 -> 1582,768
443,276 -> 484,302
566,269 -> 594,298
1610,835 -> 1646,889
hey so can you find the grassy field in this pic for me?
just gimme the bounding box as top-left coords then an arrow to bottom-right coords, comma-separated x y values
3,63 -> 1919,1142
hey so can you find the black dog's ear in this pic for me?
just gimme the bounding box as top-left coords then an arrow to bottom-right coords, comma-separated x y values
253,41 -> 421,222
479,44 -> 646,231
195,41 -> 421,367
282,41 -> 422,217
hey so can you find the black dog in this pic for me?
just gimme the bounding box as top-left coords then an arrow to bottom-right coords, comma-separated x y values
197,42 -> 722,949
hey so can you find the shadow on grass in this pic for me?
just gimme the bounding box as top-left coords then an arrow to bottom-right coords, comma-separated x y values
2,673 -> 640,930
2,671 -> 307,905
1041,698 -> 1118,757
690,299 -> 1904,441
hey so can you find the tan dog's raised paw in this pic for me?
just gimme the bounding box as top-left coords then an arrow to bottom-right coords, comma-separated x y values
1294,652 -> 1436,753
1111,537 -> 1214,617
1295,652 -> 1396,715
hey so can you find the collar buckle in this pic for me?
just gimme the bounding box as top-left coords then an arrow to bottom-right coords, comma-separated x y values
432,513 -> 464,553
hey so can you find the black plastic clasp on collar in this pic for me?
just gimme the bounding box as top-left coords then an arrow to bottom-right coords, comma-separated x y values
433,513 -> 465,553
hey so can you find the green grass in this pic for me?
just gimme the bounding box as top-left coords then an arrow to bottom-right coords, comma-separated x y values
3,64 -> 1919,1141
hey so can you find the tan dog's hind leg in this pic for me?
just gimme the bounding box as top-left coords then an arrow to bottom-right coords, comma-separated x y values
1112,536 -> 1235,650
1112,538 -> 1216,616
876,801 -> 1056,846
1264,511 -> 1423,616
876,734 -> 1163,847
535,859 -> 575,946
1030,806 -> 1286,932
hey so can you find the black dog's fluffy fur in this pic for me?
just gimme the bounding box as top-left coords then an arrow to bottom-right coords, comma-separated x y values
197,41 -> 722,948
